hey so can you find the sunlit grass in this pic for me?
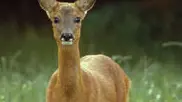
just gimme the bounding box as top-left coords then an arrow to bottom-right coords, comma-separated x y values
0,54 -> 181,102
129,62 -> 182,102
0,74 -> 47,102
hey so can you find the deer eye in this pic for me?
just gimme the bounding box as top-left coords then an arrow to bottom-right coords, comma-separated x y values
74,17 -> 81,23
54,17 -> 60,23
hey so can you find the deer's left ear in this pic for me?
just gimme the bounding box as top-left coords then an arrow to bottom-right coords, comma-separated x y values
38,0 -> 58,12
75,0 -> 96,12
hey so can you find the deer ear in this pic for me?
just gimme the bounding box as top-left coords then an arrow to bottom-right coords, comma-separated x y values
38,0 -> 58,12
75,0 -> 96,12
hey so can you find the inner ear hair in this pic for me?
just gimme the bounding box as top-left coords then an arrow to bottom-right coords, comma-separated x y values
38,0 -> 58,12
74,0 -> 96,12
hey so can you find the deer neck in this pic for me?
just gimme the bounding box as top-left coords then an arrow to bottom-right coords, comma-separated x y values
57,41 -> 83,95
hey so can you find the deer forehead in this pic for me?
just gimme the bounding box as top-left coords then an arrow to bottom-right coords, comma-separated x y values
51,4 -> 84,17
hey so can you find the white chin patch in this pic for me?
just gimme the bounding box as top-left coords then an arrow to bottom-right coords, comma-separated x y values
62,41 -> 73,45
61,38 -> 73,45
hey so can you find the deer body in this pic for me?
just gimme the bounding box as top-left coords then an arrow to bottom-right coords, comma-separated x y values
38,0 -> 131,102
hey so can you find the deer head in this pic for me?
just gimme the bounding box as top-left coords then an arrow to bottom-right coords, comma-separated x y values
38,0 -> 96,46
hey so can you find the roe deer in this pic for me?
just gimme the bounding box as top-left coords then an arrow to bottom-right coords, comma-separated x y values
38,0 -> 131,102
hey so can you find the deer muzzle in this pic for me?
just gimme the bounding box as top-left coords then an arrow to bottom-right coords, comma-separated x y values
60,33 -> 74,45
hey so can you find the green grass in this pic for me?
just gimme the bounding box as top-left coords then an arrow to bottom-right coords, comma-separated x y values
0,54 -> 181,102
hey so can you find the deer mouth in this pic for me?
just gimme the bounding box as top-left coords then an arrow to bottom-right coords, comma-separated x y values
61,38 -> 73,45
60,33 -> 74,45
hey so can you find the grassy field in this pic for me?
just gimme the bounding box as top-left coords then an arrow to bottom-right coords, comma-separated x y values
0,54 -> 181,102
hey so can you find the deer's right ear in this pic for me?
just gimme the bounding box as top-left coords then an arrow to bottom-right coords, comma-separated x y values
38,0 -> 58,12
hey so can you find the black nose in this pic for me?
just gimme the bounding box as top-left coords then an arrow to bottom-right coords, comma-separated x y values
60,33 -> 74,41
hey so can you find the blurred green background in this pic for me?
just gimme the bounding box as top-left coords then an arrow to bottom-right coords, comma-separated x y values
0,0 -> 182,102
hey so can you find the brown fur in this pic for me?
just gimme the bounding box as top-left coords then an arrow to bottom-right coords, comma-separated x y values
38,0 -> 131,102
